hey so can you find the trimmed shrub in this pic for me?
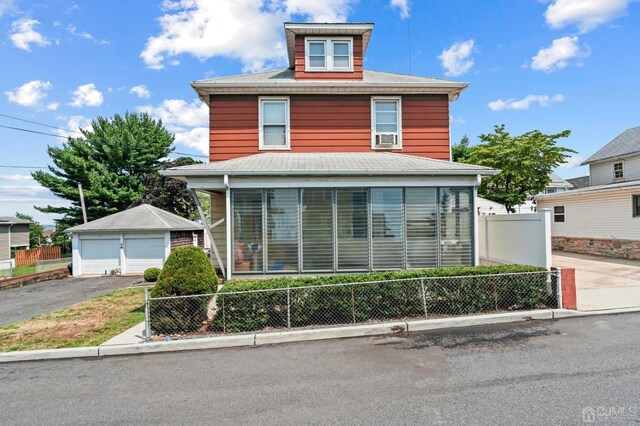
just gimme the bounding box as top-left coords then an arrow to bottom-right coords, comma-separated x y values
143,267 -> 161,282
211,265 -> 550,333
150,246 -> 218,335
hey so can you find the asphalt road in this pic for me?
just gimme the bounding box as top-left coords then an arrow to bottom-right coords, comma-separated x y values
1,313 -> 639,425
0,276 -> 142,325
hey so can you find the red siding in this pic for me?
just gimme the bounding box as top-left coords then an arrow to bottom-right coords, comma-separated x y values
294,35 -> 364,81
209,94 -> 450,162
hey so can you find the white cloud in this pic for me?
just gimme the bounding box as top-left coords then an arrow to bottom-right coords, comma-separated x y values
488,94 -> 564,111
530,36 -> 589,72
67,24 -> 110,44
56,115 -> 92,138
141,0 -> 356,72
390,0 -> 410,18
130,85 -> 151,99
558,155 -> 583,169
137,98 -> 209,154
0,0 -> 16,17
46,102 -> 59,111
0,185 -> 48,197
9,18 -> 50,51
0,174 -> 33,181
545,0 -> 630,33
70,83 -> 103,107
438,39 -> 475,77
5,80 -> 52,107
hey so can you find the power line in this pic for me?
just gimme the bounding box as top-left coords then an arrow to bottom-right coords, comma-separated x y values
0,165 -> 49,169
0,113 -> 81,135
0,121 -> 209,159
0,124 -> 67,138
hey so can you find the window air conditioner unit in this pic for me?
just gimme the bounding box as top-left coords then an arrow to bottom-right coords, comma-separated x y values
375,133 -> 397,146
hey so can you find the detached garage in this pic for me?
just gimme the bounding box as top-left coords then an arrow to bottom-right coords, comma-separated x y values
67,204 -> 204,276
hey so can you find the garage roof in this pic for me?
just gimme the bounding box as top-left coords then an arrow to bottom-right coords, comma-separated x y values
66,204 -> 203,233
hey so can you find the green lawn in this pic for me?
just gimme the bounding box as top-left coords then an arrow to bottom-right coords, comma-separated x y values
10,264 -> 36,277
0,287 -> 147,352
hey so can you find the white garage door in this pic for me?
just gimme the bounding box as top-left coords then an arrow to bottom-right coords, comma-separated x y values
80,238 -> 120,275
124,234 -> 165,274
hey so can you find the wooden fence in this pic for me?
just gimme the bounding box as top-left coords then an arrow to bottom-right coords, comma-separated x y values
15,246 -> 62,267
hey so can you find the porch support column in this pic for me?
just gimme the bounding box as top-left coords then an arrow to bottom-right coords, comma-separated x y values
473,174 -> 480,266
224,175 -> 232,281
191,189 -> 226,280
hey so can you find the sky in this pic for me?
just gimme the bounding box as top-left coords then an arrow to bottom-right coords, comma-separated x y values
0,0 -> 638,224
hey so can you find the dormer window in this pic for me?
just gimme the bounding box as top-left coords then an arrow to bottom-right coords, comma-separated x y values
305,37 -> 352,71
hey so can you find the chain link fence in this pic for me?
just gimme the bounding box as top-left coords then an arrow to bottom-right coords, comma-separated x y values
146,271 -> 559,340
35,258 -> 71,273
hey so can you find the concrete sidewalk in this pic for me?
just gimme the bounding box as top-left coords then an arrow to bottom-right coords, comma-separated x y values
553,252 -> 640,311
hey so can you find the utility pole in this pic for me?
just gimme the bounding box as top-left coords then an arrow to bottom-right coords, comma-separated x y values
78,183 -> 88,224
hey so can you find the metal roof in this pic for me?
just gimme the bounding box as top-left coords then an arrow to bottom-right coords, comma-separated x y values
66,204 -> 203,233
190,69 -> 468,101
535,179 -> 640,200
283,22 -> 375,68
162,152 -> 497,178
548,172 -> 573,189
0,216 -> 31,225
582,126 -> 640,165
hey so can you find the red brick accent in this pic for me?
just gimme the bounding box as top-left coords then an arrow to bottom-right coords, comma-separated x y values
553,236 -> 640,260
0,268 -> 69,291
170,230 -> 205,251
558,267 -> 577,310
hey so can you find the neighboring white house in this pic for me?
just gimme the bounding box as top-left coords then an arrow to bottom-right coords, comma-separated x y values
66,204 -> 204,276
476,173 -> 572,215
536,126 -> 640,260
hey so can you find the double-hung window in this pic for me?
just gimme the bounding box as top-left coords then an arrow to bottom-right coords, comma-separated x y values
614,162 -> 624,180
259,97 -> 290,150
553,206 -> 565,223
633,195 -> 640,218
305,38 -> 352,71
372,97 -> 402,148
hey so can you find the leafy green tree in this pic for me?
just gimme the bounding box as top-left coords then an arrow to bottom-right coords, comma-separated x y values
50,223 -> 71,254
32,113 -> 174,226
15,212 -> 45,247
452,134 -> 475,162
466,125 -> 575,213
130,157 -> 204,220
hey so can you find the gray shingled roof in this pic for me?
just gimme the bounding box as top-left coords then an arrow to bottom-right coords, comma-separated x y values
162,153 -> 497,178
548,172 -> 573,189
536,179 -> 640,200
582,126 -> 640,165
0,216 -> 31,225
566,175 -> 590,190
66,204 -> 203,233
192,69 -> 464,86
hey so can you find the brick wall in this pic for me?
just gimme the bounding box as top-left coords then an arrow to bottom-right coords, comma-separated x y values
553,236 -> 640,260
170,230 -> 205,251
0,268 -> 69,291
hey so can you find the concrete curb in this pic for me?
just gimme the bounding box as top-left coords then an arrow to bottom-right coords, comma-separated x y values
2,307 -> 640,363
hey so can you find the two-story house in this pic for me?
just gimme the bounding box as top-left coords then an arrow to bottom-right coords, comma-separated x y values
165,22 -> 496,279
537,126 -> 640,259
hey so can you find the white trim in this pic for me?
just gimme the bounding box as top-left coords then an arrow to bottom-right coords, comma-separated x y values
258,96 -> 290,151
371,96 -> 402,150
613,160 -> 624,181
72,234 -> 81,276
225,176 -> 232,281
305,37 -> 353,72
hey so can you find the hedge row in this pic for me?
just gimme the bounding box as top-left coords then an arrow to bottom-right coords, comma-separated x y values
210,265 -> 553,333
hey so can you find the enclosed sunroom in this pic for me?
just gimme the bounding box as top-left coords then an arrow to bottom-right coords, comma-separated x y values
163,153 -> 497,280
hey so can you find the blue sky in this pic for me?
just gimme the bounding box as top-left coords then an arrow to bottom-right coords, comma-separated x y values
0,0 -> 638,224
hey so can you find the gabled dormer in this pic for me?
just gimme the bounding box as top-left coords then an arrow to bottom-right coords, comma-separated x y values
284,22 -> 374,81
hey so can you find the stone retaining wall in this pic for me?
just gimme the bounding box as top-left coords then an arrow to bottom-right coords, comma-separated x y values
552,236 -> 640,260
0,268 -> 69,291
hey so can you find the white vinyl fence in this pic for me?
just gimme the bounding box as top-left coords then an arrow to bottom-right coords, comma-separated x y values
478,209 -> 552,269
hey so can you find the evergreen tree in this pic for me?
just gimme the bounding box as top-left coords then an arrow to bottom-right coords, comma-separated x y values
32,113 -> 174,226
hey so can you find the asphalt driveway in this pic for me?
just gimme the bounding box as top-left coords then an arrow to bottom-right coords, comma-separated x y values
553,251 -> 640,311
0,276 -> 143,326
